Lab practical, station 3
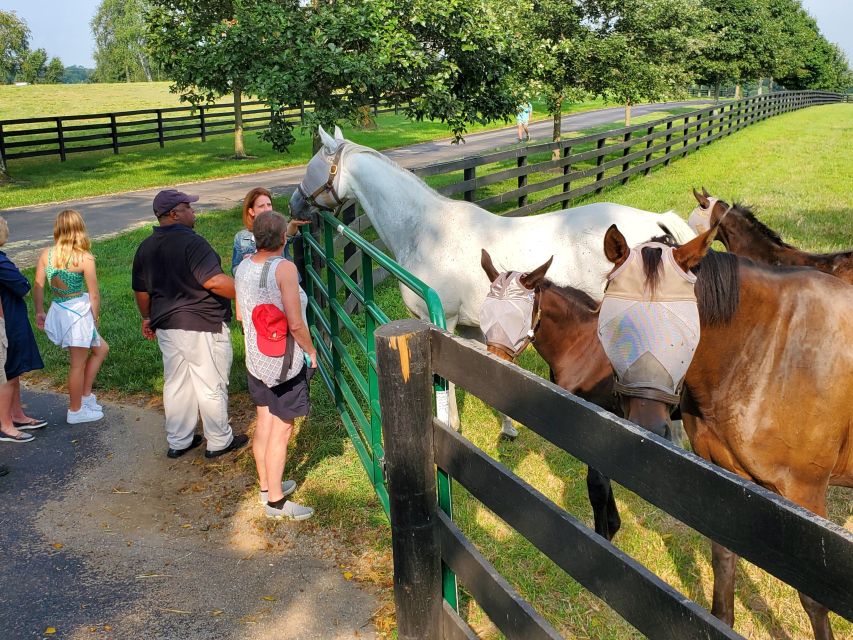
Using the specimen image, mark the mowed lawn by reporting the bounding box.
[0,81,616,210]
[21,103,853,639]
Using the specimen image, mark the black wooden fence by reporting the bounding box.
[0,98,403,162]
[375,319,853,640]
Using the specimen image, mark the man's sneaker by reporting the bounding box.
[265,500,314,521]
[259,480,297,505]
[82,394,103,411]
[204,433,249,459]
[67,406,104,424]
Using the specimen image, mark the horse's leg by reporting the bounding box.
[456,324,517,439]
[586,467,621,540]
[782,486,835,640]
[710,541,738,627]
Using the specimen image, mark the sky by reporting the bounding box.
[2,0,852,69]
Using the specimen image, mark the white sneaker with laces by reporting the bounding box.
[82,394,103,411]
[67,406,104,424]
[259,480,297,505]
[265,500,314,521]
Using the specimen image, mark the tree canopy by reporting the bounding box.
[92,0,160,82]
[0,10,31,83]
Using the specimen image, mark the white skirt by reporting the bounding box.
[44,293,102,349]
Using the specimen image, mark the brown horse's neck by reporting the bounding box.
[534,282,616,412]
[719,205,853,281]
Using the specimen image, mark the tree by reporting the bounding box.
[586,0,710,124]
[92,0,159,82]
[0,10,30,83]
[19,47,47,84]
[44,56,64,83]
[253,0,523,152]
[147,0,262,158]
[62,65,94,84]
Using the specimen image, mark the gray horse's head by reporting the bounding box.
[289,125,351,221]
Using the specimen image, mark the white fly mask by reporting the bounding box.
[480,272,537,358]
[688,196,718,234]
[598,242,700,405]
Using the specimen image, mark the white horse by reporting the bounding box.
[290,126,696,436]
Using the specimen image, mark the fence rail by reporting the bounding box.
[375,320,853,640]
[0,98,404,162]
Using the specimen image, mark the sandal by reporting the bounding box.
[0,431,35,443]
[14,418,48,430]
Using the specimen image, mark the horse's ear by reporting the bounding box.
[702,186,710,198]
[520,256,553,288]
[480,249,500,282]
[333,125,345,142]
[693,187,709,208]
[318,125,336,151]
[603,224,629,265]
[674,206,730,271]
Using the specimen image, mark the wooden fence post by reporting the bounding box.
[594,137,606,193]
[663,120,673,165]
[517,153,528,208]
[156,110,164,148]
[463,165,476,202]
[199,106,207,142]
[110,115,119,154]
[561,145,572,209]
[621,131,632,184]
[643,126,654,175]
[56,118,66,162]
[375,319,442,640]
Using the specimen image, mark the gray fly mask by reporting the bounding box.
[480,272,539,359]
[597,242,700,406]
[688,196,718,234]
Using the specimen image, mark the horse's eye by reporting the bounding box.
[700,203,708,210]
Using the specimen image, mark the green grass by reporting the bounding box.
[21,103,853,639]
[0,81,619,210]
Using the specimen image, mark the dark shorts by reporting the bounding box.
[247,365,312,421]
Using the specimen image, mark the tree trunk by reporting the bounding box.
[233,84,247,159]
[713,81,721,102]
[625,102,632,127]
[768,77,774,93]
[735,84,742,99]
[551,95,562,160]
[139,53,152,82]
[756,78,763,96]
[0,152,9,185]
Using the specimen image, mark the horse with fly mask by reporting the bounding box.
[598,215,853,640]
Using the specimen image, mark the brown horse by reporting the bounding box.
[599,223,853,640]
[480,249,623,540]
[689,187,853,284]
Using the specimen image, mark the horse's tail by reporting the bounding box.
[658,211,697,245]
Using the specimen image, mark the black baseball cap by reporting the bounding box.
[153,189,199,216]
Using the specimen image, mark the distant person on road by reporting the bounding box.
[34,210,109,425]
[517,101,533,143]
[234,211,317,521]
[132,189,247,460]
[231,187,309,276]
[0,217,45,443]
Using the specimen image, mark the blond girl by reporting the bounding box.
[34,210,109,424]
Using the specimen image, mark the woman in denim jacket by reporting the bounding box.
[231,187,309,275]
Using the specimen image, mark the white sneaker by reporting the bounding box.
[82,394,103,411]
[259,480,297,505]
[265,500,314,521]
[67,406,104,424]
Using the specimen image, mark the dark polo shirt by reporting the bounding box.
[132,224,232,332]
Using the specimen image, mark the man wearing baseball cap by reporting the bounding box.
[131,189,248,459]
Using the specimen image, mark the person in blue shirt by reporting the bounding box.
[517,101,533,143]
[231,187,309,276]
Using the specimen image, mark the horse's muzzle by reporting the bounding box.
[288,189,315,222]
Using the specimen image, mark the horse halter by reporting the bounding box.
[688,196,719,234]
[480,271,542,360]
[295,143,348,212]
[598,242,700,408]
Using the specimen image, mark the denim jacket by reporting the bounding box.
[231,229,296,277]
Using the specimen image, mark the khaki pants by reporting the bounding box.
[157,324,233,451]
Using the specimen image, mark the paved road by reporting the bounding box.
[0,388,378,640]
[1,101,706,267]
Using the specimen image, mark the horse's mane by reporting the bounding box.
[637,248,741,326]
[538,279,600,314]
[730,202,794,249]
